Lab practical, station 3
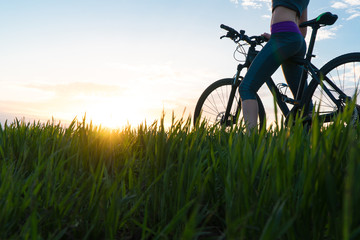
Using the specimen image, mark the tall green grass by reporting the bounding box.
[0,109,360,239]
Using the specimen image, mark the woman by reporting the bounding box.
[239,0,310,131]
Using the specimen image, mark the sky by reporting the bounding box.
[1,0,360,128]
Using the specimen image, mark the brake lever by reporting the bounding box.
[250,36,268,44]
[220,32,238,41]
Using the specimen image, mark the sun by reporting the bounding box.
[83,95,146,129]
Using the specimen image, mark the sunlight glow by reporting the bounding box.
[81,95,146,129]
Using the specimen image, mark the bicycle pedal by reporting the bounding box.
[281,96,299,105]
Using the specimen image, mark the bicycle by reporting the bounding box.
[193,12,360,129]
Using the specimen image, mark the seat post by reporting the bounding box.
[295,25,319,102]
[305,25,320,62]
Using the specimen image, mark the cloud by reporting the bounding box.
[236,0,360,21]
[331,0,360,20]
[317,29,336,40]
[242,0,262,9]
[344,0,360,5]
[0,81,130,126]
[347,12,360,19]
[314,26,341,41]
[332,2,348,8]
[231,0,271,9]
[0,81,125,116]
[25,82,124,98]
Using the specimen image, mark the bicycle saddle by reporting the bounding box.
[299,12,338,28]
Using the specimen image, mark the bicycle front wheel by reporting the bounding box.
[193,78,265,128]
[304,52,360,123]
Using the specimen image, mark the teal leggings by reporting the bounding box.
[239,32,306,101]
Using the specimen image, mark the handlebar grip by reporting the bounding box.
[220,24,237,34]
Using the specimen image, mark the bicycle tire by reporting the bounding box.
[193,78,266,129]
[303,52,360,124]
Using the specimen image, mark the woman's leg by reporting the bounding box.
[239,32,305,129]
[281,41,306,100]
[242,99,259,129]
[281,41,313,112]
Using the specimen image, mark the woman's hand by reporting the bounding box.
[261,32,271,40]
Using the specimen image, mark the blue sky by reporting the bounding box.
[0,0,359,128]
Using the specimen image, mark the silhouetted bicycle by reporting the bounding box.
[194,12,360,128]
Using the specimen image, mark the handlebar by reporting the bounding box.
[220,24,237,34]
[220,24,267,46]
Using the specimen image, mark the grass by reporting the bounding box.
[0,108,360,240]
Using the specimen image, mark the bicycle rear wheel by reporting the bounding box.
[304,52,360,123]
[193,78,265,129]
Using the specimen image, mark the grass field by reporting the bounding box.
[1,108,360,239]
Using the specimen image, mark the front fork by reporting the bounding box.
[221,65,244,126]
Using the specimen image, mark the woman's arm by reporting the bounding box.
[299,8,308,38]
